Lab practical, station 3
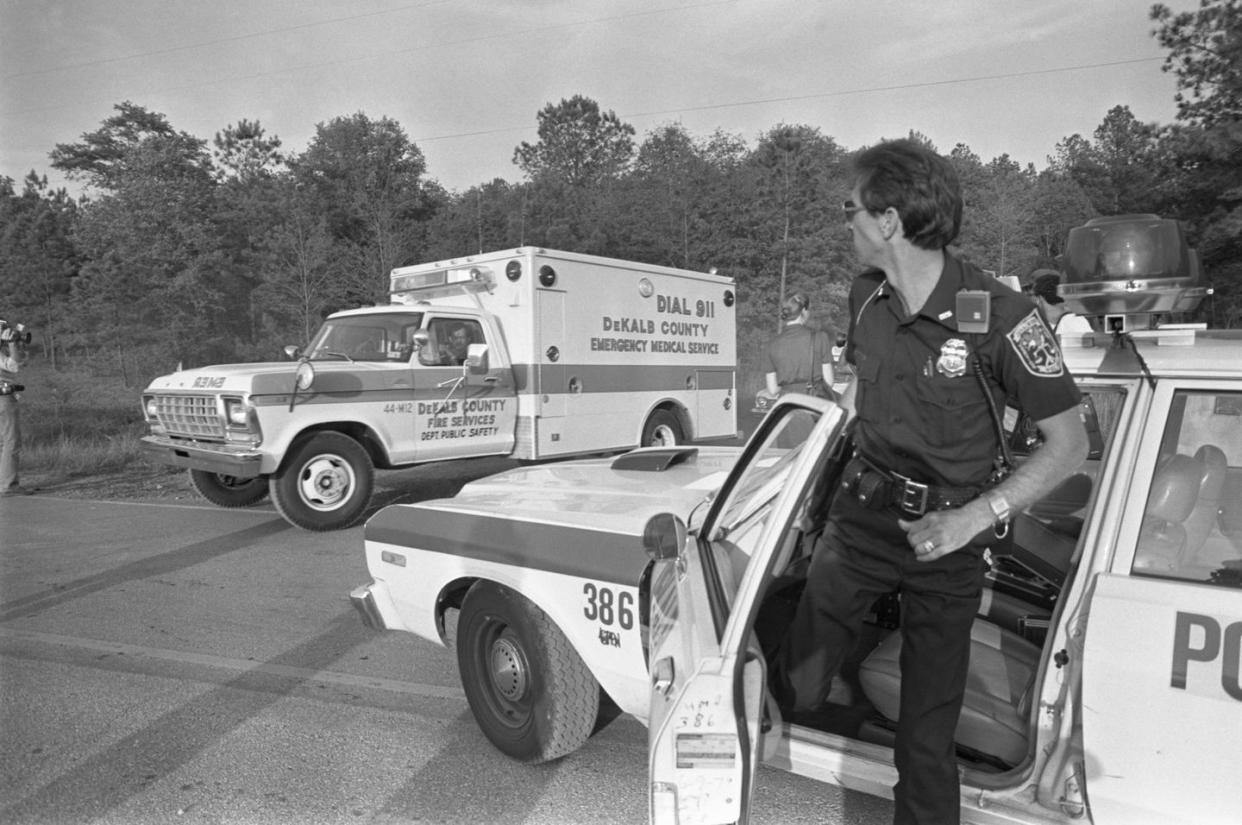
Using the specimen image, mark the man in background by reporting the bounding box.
[1031,270,1094,337]
[0,320,30,496]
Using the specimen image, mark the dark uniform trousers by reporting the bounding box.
[778,490,986,825]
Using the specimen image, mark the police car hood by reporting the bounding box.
[367,445,741,543]
[145,360,402,394]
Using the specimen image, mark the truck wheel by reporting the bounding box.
[457,583,599,764]
[188,470,269,507]
[269,432,374,531]
[641,409,683,447]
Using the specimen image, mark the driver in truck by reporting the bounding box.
[774,139,1089,825]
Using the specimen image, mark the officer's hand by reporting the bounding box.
[898,500,991,563]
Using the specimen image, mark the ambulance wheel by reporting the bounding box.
[457,582,599,764]
[188,470,269,507]
[641,409,683,447]
[269,432,374,531]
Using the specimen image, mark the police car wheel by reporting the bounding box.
[187,470,269,507]
[457,582,599,764]
[641,410,683,447]
[269,432,374,531]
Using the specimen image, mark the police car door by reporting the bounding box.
[647,398,847,825]
[1081,383,1242,824]
[412,315,517,462]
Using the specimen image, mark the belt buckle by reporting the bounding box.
[892,472,929,516]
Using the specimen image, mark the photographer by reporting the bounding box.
[0,319,30,497]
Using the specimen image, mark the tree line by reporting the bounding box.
[1,2,1238,390]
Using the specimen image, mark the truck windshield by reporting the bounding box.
[304,313,424,362]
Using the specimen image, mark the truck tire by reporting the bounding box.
[188,470,269,507]
[457,582,599,764]
[641,409,683,447]
[269,432,374,531]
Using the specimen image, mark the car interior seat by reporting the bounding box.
[857,620,1041,766]
[1180,445,1228,565]
[1132,453,1201,573]
[1218,472,1242,552]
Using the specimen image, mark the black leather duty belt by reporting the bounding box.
[842,453,981,518]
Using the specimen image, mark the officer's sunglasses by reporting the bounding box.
[842,199,866,222]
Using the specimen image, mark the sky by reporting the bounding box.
[0,0,1196,197]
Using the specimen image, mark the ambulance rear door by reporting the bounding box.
[1080,381,1242,825]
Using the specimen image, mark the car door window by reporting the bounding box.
[1132,390,1242,587]
[703,408,824,610]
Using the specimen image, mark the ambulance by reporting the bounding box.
[140,248,737,530]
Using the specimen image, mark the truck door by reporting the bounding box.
[647,399,847,824]
[1081,384,1242,825]
[411,315,517,462]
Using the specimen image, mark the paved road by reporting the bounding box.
[0,483,891,824]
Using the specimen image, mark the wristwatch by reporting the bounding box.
[986,492,1012,537]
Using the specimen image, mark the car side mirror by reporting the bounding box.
[284,344,301,360]
[643,513,687,561]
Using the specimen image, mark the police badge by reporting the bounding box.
[936,338,969,378]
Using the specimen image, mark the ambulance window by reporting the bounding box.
[420,318,485,367]
[1132,391,1242,589]
[306,313,420,362]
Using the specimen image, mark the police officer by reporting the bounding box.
[761,292,835,399]
[0,320,29,496]
[776,140,1088,825]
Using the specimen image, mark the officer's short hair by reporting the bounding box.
[854,139,962,251]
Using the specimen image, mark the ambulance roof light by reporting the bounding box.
[389,264,496,298]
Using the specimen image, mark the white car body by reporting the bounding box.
[352,328,1242,825]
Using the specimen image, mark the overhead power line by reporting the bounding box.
[414,56,1165,143]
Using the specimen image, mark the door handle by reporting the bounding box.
[652,656,675,696]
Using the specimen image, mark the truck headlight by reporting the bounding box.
[143,396,159,420]
[223,397,251,428]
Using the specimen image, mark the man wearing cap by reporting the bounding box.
[1030,270,1094,337]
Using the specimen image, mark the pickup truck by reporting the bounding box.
[351,327,1242,825]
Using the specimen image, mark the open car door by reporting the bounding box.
[646,397,848,824]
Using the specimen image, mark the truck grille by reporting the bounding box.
[152,395,224,439]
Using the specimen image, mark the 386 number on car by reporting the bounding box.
[583,582,634,630]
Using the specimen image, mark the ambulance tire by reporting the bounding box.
[457,582,599,764]
[269,432,374,531]
[641,409,683,447]
[188,470,269,507]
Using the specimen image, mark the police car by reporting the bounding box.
[351,325,1242,825]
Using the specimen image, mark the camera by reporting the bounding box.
[0,319,31,346]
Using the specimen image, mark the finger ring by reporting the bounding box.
[920,540,934,553]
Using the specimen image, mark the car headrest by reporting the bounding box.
[1194,444,1228,490]
[1146,454,1200,524]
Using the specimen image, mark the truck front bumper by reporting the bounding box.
[140,435,264,477]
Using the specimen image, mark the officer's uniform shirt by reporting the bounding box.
[846,255,1082,489]
[762,324,831,390]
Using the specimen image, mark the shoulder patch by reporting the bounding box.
[1006,310,1064,377]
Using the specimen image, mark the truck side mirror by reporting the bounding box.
[411,330,439,366]
[284,344,301,360]
[464,343,489,374]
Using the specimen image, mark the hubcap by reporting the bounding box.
[488,635,528,702]
[296,454,354,510]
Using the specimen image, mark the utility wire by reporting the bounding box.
[414,56,1165,143]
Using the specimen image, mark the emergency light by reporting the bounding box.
[389,264,496,300]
